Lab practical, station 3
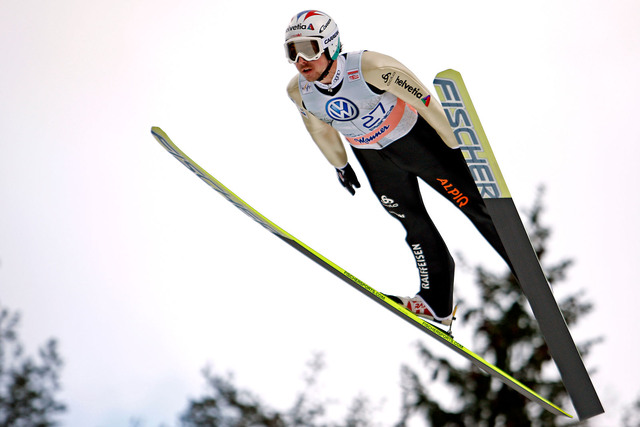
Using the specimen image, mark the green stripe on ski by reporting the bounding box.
[433,69,511,199]
[150,126,571,419]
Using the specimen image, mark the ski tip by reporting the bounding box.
[151,126,169,141]
[435,69,462,80]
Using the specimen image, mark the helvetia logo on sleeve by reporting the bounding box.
[394,76,425,101]
[382,72,430,106]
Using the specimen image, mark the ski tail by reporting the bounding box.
[150,126,571,419]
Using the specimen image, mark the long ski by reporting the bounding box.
[433,70,603,420]
[150,126,571,418]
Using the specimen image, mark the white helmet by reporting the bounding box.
[284,10,341,63]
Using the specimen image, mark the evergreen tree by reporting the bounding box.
[0,303,66,426]
[397,187,600,426]
[622,392,640,427]
[180,353,377,427]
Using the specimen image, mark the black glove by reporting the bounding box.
[336,163,361,196]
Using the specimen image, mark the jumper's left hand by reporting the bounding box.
[336,163,361,196]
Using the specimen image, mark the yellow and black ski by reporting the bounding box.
[150,126,571,418]
[433,70,603,420]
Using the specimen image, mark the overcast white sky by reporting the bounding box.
[1,0,639,425]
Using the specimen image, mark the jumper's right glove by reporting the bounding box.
[336,163,361,196]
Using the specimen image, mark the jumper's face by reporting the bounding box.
[295,54,330,82]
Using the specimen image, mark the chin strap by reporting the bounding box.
[317,53,335,82]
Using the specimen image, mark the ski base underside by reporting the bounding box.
[486,198,603,419]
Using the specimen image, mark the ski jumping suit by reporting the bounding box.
[287,51,510,317]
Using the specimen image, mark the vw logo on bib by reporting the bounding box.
[326,97,359,121]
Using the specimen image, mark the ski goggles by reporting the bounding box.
[285,37,324,63]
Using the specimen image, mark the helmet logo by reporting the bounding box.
[285,23,315,32]
[287,23,307,32]
[323,30,339,46]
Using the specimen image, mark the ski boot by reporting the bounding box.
[386,294,458,333]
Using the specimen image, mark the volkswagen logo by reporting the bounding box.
[326,98,359,121]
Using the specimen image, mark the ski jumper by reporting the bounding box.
[287,51,510,317]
